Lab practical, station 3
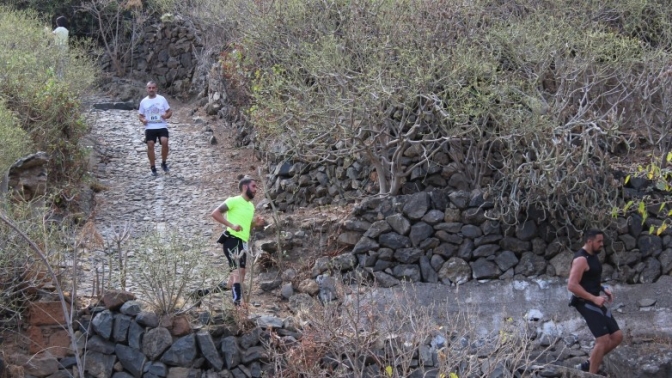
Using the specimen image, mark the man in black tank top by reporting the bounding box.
[568,229,622,374]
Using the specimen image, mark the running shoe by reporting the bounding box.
[575,360,590,372]
[190,282,229,299]
[161,162,169,173]
[214,282,230,292]
[191,288,210,299]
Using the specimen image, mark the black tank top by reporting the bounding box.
[573,248,602,296]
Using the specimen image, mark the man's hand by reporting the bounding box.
[592,295,606,307]
[603,286,613,304]
[139,116,148,125]
[231,224,243,232]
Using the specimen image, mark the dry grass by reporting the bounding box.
[266,279,555,378]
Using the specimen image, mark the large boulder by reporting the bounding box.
[161,334,197,366]
[514,252,547,276]
[471,258,501,280]
[115,344,146,378]
[142,327,173,360]
[606,344,672,378]
[84,352,116,378]
[9,353,58,377]
[4,152,49,200]
[402,192,430,220]
[438,257,471,285]
[549,251,574,277]
[372,271,401,288]
[409,222,434,247]
[92,310,114,340]
[220,336,241,370]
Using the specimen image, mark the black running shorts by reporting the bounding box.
[145,128,169,144]
[221,232,247,269]
[574,301,620,338]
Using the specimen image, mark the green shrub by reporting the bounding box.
[0,103,29,175]
[0,7,97,193]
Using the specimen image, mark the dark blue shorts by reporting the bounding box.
[145,128,169,144]
[220,231,247,269]
[574,301,620,337]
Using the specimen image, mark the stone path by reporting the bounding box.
[77,96,254,302]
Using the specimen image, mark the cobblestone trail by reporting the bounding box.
[79,100,246,297]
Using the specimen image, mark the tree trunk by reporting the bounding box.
[389,174,403,196]
[367,152,389,195]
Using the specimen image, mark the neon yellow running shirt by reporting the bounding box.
[223,195,254,242]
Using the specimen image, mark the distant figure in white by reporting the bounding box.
[52,16,69,49]
[51,16,69,77]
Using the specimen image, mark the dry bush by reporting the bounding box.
[0,196,87,377]
[268,280,551,378]
[79,0,148,77]
[172,0,672,233]
[125,227,223,314]
[0,197,80,324]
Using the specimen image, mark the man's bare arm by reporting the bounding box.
[211,203,242,232]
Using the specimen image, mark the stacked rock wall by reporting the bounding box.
[18,293,294,378]
[15,293,588,378]
[101,18,204,95]
[325,189,672,287]
[264,150,477,212]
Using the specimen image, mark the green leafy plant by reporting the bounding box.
[612,152,672,236]
[0,103,30,175]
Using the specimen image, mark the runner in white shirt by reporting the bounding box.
[138,81,173,176]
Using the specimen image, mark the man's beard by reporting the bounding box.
[246,188,255,200]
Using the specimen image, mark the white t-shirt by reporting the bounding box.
[53,27,69,48]
[138,95,171,130]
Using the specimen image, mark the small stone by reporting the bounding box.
[259,279,282,292]
[280,283,294,300]
[297,279,319,296]
[638,298,656,307]
[171,315,191,336]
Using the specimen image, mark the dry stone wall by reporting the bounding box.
[101,18,204,96]
[15,292,597,378]
[18,292,287,378]
[320,189,672,287]
[264,150,476,212]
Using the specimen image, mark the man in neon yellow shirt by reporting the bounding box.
[211,176,264,306]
